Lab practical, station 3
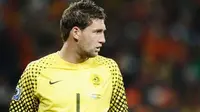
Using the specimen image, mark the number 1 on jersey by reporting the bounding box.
[76,93,80,112]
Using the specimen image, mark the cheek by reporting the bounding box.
[81,34,97,49]
[79,38,92,50]
[85,36,96,46]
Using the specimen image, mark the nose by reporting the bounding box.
[99,35,106,44]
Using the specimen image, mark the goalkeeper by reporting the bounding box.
[9,0,128,111]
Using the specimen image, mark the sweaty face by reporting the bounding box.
[78,19,106,57]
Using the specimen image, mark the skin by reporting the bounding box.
[59,19,106,64]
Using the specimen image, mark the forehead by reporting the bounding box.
[85,19,106,30]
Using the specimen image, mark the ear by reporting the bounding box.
[71,26,81,40]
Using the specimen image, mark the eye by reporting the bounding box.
[95,29,103,33]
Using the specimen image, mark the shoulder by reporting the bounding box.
[24,52,57,73]
[93,55,119,69]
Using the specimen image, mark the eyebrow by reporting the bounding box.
[94,28,106,32]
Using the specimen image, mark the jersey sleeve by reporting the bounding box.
[9,62,39,112]
[108,59,128,112]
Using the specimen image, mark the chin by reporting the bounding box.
[87,52,98,58]
[89,53,98,57]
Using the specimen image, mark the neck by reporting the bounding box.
[59,41,88,64]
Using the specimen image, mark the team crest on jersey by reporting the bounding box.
[90,74,102,86]
[12,87,21,101]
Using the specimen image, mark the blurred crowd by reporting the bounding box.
[1,0,200,112]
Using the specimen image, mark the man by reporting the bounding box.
[9,0,128,111]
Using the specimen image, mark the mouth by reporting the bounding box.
[95,47,101,52]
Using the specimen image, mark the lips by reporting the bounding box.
[96,47,100,51]
[97,45,102,48]
[96,45,101,49]
[96,46,101,52]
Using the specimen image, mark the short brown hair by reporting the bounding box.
[60,0,106,42]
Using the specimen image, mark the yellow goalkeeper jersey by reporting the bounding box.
[9,52,128,112]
